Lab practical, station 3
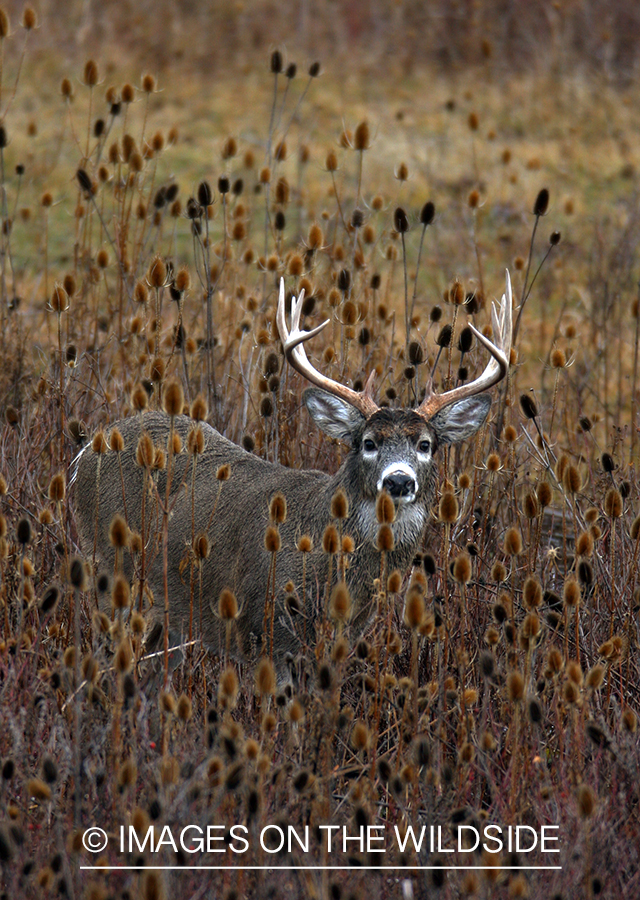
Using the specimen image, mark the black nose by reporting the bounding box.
[382,473,416,498]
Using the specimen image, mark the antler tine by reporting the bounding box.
[417,270,512,419]
[276,279,379,417]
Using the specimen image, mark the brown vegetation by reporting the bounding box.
[0,4,638,899]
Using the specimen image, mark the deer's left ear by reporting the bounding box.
[429,394,491,446]
[304,388,367,447]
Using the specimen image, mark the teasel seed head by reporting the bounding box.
[69,556,88,591]
[41,756,58,785]
[480,650,496,679]
[255,658,276,695]
[297,534,312,553]
[132,280,149,308]
[109,514,128,549]
[219,667,239,706]
[393,207,409,233]
[578,415,592,433]
[533,188,549,216]
[112,576,130,610]
[330,582,352,623]
[387,570,402,593]
[528,697,543,725]
[604,487,623,518]
[159,691,176,714]
[601,451,615,473]
[439,491,458,524]
[40,586,59,614]
[176,694,192,722]
[507,670,524,702]
[218,589,238,621]
[519,392,538,419]
[264,525,281,553]
[376,524,394,552]
[60,76,74,100]
[563,464,581,494]
[320,523,338,555]
[435,323,452,348]
[622,708,637,733]
[452,552,472,584]
[115,638,132,673]
[351,720,370,751]
[585,506,599,525]
[91,430,108,454]
[546,647,563,673]
[148,355,165,385]
[135,432,154,468]
[354,120,370,151]
[521,491,538,519]
[107,427,124,453]
[586,664,605,691]
[520,612,541,644]
[563,578,580,608]
[187,425,205,455]
[147,256,166,288]
[190,394,207,421]
[491,561,507,583]
[270,50,283,74]
[140,72,156,93]
[536,480,552,508]
[576,530,594,556]
[83,59,99,87]
[503,527,523,556]
[48,473,65,504]
[577,784,596,819]
[331,488,349,520]
[523,576,542,609]
[404,587,425,630]
[577,559,593,585]
[420,200,435,225]
[49,283,69,313]
[27,778,51,802]
[269,493,287,524]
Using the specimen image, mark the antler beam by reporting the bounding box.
[276,279,379,417]
[416,270,513,419]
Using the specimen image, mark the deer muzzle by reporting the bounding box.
[378,463,418,503]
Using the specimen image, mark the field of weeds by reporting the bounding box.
[0,2,639,898]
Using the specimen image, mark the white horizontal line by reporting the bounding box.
[80,865,563,871]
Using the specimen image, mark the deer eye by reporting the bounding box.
[418,439,431,454]
[363,438,377,453]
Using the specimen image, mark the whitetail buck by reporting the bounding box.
[72,274,512,677]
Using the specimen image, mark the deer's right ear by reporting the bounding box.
[304,388,366,446]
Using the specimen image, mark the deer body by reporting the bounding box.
[72,275,512,676]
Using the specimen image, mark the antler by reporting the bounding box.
[416,270,513,419]
[276,278,379,417]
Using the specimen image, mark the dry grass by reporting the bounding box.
[0,5,638,899]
